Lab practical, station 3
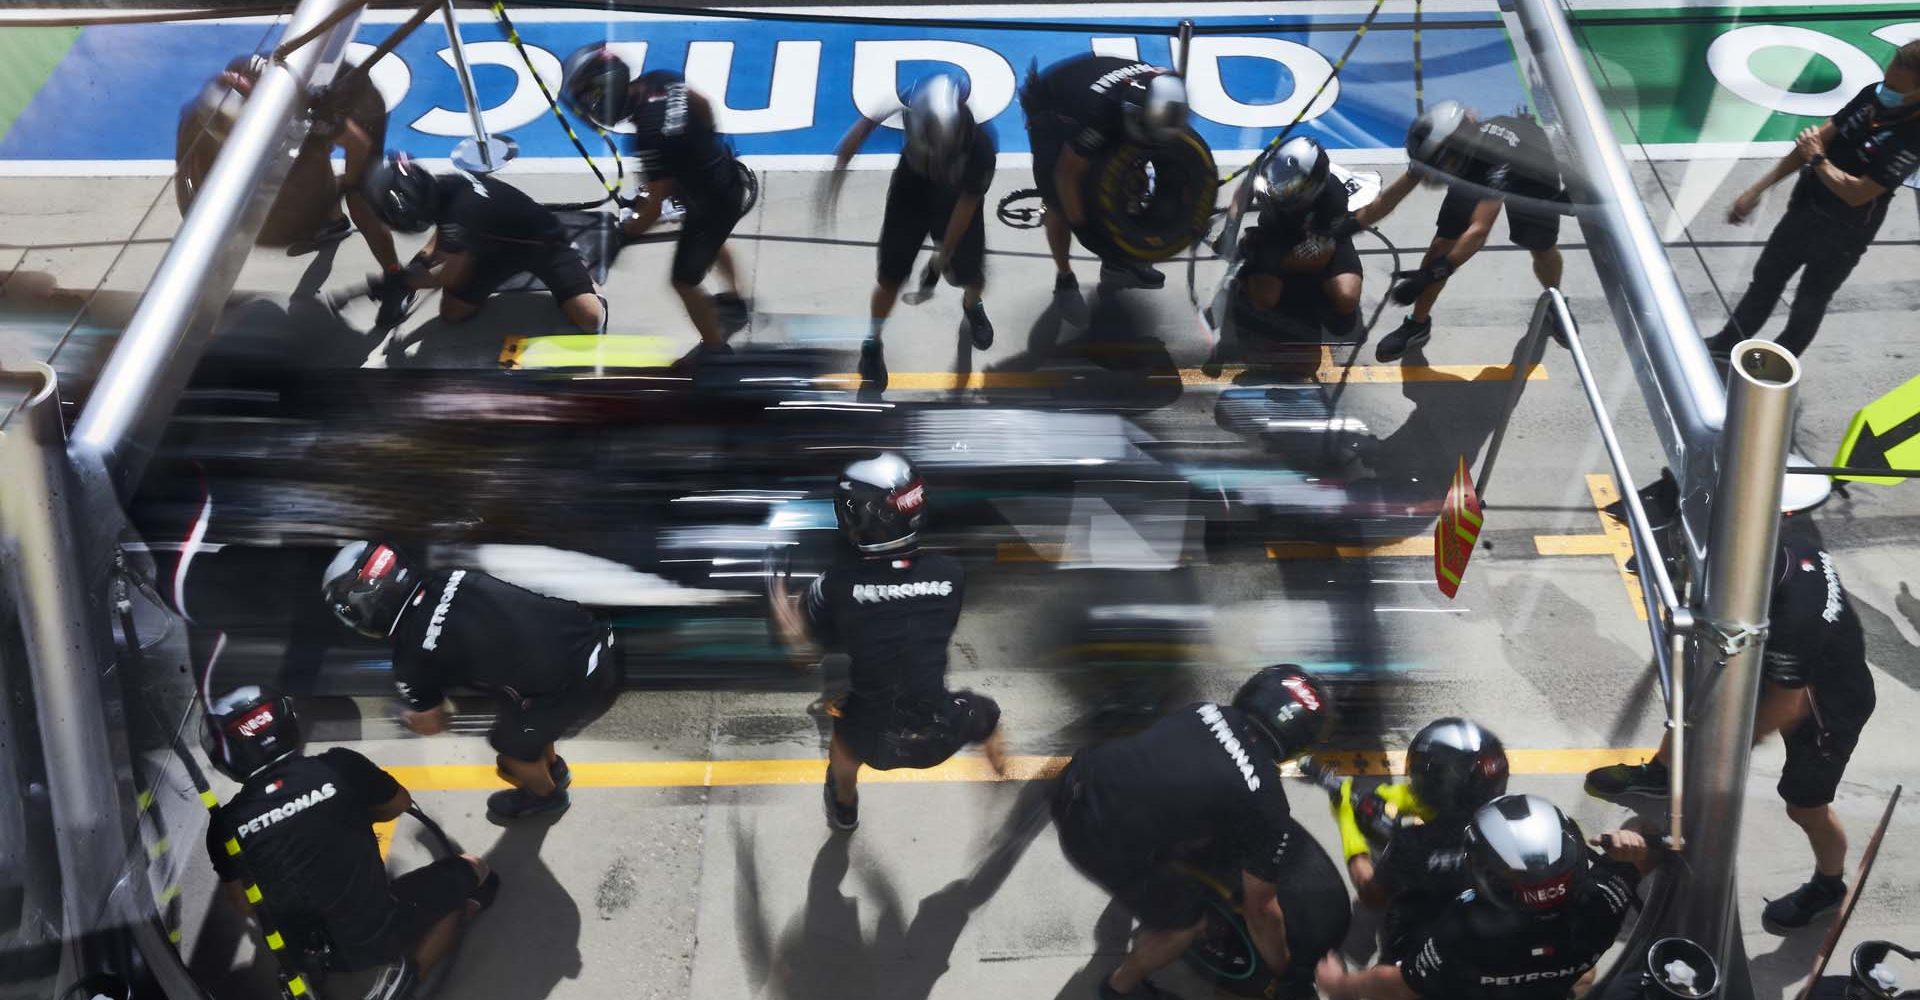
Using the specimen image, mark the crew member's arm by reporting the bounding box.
[1240,871,1292,973]
[823,113,885,216]
[1317,955,1421,1000]
[1442,197,1502,270]
[1728,124,1826,222]
[1797,125,1893,208]
[393,648,453,735]
[1055,146,1093,225]
[328,747,413,822]
[933,194,983,270]
[1354,170,1419,228]
[768,570,834,669]
[623,176,673,236]
[1592,825,1662,875]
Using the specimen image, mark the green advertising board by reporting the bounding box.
[1572,5,1920,146]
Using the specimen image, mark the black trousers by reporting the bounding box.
[1711,201,1874,357]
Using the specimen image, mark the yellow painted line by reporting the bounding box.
[996,541,1068,563]
[385,747,1651,793]
[821,359,1547,392]
[373,819,396,861]
[1584,475,1648,622]
[1533,534,1615,556]
[1267,536,1432,560]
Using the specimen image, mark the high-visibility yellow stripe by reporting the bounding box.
[200,789,219,808]
[244,884,263,905]
[1438,563,1461,586]
[1266,536,1432,560]
[287,975,309,996]
[264,931,284,952]
[384,747,1651,792]
[137,790,155,812]
[821,361,1547,391]
[1534,534,1614,556]
[225,837,241,857]
[158,884,181,904]
[1584,474,1649,622]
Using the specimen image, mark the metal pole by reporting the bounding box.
[68,0,360,502]
[1175,19,1195,77]
[442,1,514,174]
[1675,339,1799,985]
[1504,0,1726,577]
[1473,290,1555,500]
[0,365,124,945]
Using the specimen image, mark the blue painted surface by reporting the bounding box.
[0,14,1525,161]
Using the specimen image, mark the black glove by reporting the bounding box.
[1389,259,1456,305]
[1326,213,1363,240]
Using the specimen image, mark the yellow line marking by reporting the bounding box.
[821,358,1547,392]
[373,819,396,862]
[1533,534,1615,556]
[1267,536,1433,560]
[386,747,1650,793]
[1584,474,1648,621]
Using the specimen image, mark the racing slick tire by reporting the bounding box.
[1075,127,1219,263]
[1178,819,1350,1000]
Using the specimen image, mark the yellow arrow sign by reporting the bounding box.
[1834,373,1920,485]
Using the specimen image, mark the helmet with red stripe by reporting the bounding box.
[322,541,420,638]
[833,453,927,557]
[203,686,303,781]
[1466,793,1586,915]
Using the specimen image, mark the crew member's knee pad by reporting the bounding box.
[1326,308,1359,337]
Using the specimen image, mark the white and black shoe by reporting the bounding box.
[1375,315,1432,362]
[823,773,858,832]
[964,302,994,351]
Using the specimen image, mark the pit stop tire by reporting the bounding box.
[1075,128,1219,263]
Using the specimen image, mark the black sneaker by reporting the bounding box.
[288,216,353,257]
[965,302,994,351]
[1375,315,1432,362]
[1762,875,1846,932]
[1100,259,1166,290]
[1054,272,1087,324]
[1097,976,1182,999]
[823,773,858,832]
[1054,272,1080,295]
[365,958,419,1000]
[550,756,572,792]
[859,337,888,394]
[671,340,734,371]
[1584,760,1671,799]
[373,279,415,330]
[486,787,571,821]
[713,292,750,335]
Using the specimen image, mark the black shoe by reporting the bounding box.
[486,787,571,821]
[365,959,420,1000]
[1055,272,1080,295]
[1100,259,1166,290]
[550,756,571,792]
[1098,976,1182,1000]
[373,279,415,330]
[1584,760,1671,799]
[1375,316,1432,362]
[470,871,502,911]
[823,773,858,832]
[1054,272,1087,324]
[713,292,750,335]
[1762,875,1846,932]
[671,340,734,371]
[859,337,888,394]
[1604,469,1679,524]
[965,302,994,351]
[288,216,353,257]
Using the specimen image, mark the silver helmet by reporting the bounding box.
[1123,72,1189,146]
[1464,793,1586,915]
[902,72,975,183]
[1406,100,1472,170]
[1260,136,1330,209]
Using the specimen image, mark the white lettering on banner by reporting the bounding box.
[1196,703,1261,791]
[345,41,412,112]
[411,42,564,137]
[1091,37,1141,62]
[850,580,954,603]
[1186,36,1338,129]
[851,40,1016,130]
[422,570,466,652]
[1706,26,1881,118]
[687,40,823,134]
[237,783,337,838]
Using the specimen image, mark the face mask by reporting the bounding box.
[1874,83,1909,109]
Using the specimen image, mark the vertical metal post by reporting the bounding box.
[0,366,124,943]
[1175,20,1195,77]
[442,1,515,174]
[1674,339,1799,982]
[1473,290,1556,500]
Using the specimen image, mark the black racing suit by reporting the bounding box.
[1054,703,1352,990]
[391,569,615,761]
[1434,114,1566,251]
[1763,540,1875,808]
[1372,819,1474,961]
[625,70,748,287]
[1399,859,1641,1000]
[430,172,595,305]
[1713,85,1920,356]
[802,550,1000,769]
[1021,55,1167,206]
[204,749,480,971]
[878,120,998,289]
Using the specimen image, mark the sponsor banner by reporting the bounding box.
[0,6,1526,165]
[1573,5,1920,143]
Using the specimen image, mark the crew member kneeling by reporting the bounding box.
[360,151,606,335]
[323,542,618,821]
[1022,55,1192,301]
[768,453,1008,832]
[1316,795,1657,1000]
[1054,666,1346,1000]
[1239,137,1382,338]
[202,687,496,999]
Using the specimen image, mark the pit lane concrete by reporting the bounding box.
[5,151,1919,999]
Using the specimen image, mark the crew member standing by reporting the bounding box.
[1709,41,1920,361]
[767,453,1008,832]
[827,71,998,394]
[1585,532,1876,930]
[1316,795,1659,1000]
[1357,101,1567,363]
[1052,666,1346,1000]
[360,151,607,335]
[322,542,618,821]
[563,47,751,364]
[1022,54,1192,303]
[202,687,497,999]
